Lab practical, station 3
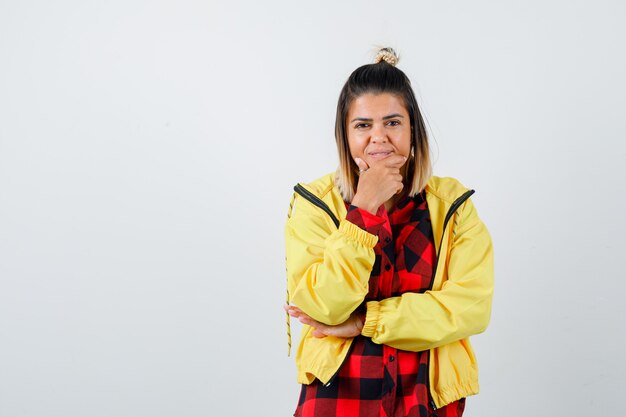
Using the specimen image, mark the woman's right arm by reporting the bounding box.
[285,194,378,325]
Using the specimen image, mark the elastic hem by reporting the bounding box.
[361,301,380,337]
[432,377,480,408]
[338,219,378,247]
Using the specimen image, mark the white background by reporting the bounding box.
[1,1,625,416]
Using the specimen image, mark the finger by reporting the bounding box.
[354,157,370,173]
[298,315,322,328]
[288,305,302,314]
[311,329,327,338]
[286,307,305,319]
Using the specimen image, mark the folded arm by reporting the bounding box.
[361,198,494,351]
[285,195,378,325]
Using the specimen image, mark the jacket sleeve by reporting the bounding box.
[361,198,494,351]
[285,194,378,325]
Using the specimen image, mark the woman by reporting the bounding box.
[284,48,494,417]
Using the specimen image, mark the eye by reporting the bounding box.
[386,120,401,127]
[354,123,370,129]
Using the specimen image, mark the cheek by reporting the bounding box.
[347,135,365,157]
[402,139,412,154]
[401,129,412,153]
[392,136,411,155]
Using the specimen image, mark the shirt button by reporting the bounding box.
[385,264,391,271]
[389,355,395,362]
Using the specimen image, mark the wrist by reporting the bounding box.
[351,195,378,215]
[353,313,365,334]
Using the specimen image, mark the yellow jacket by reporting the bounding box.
[285,173,494,408]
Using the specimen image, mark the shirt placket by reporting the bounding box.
[378,210,398,415]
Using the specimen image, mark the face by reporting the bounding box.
[346,93,411,170]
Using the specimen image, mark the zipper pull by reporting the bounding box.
[430,399,439,417]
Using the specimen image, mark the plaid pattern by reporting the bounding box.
[295,192,464,417]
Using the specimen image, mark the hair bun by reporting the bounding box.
[374,47,399,66]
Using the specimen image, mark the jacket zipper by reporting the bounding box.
[430,189,475,284]
[426,188,475,415]
[293,184,341,228]
[293,183,347,386]
[324,337,356,387]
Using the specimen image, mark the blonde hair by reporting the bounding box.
[334,47,432,202]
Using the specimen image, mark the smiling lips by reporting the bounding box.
[367,150,394,160]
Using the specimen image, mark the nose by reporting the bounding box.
[371,124,388,143]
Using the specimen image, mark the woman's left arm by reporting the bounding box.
[361,198,494,351]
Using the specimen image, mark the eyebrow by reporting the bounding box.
[349,113,405,123]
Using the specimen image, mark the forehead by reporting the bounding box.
[348,93,408,118]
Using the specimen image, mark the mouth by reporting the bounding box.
[367,150,393,160]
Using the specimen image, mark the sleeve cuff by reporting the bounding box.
[338,219,379,248]
[361,301,380,337]
[346,205,386,236]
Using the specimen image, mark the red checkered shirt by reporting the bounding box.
[295,191,465,417]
